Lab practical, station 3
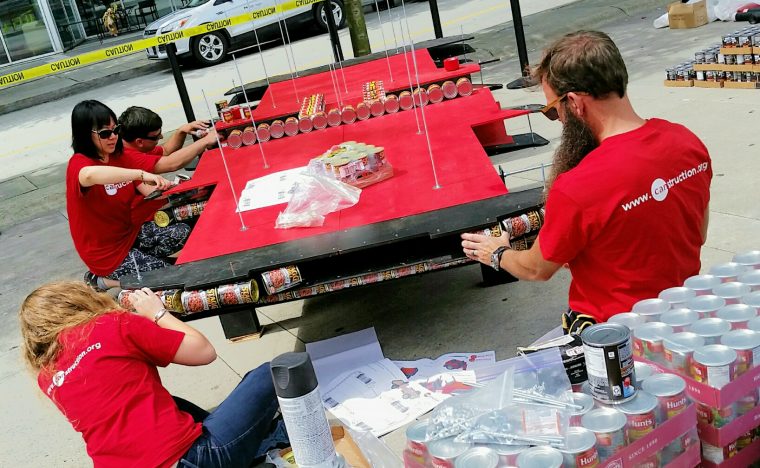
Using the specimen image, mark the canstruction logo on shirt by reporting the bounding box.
[46,342,102,395]
[620,161,709,212]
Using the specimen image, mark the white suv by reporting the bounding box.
[143,0,374,66]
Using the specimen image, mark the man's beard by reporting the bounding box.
[546,103,599,192]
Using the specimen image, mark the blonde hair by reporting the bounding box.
[19,281,122,372]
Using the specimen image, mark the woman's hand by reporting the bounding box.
[181,120,210,134]
[460,233,511,266]
[129,288,165,320]
[140,172,173,191]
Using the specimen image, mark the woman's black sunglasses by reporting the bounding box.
[92,125,121,139]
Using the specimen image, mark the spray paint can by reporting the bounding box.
[270,353,345,468]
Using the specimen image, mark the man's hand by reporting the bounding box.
[180,120,210,134]
[201,127,218,147]
[129,288,164,320]
[140,172,173,190]
[460,232,511,266]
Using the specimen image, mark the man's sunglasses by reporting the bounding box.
[141,130,163,141]
[540,94,568,121]
[92,125,121,139]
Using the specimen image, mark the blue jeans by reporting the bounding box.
[178,363,288,468]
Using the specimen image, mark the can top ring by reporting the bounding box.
[427,438,471,459]
[714,282,752,299]
[687,295,726,313]
[641,373,686,397]
[634,322,673,342]
[659,287,696,304]
[743,291,760,308]
[661,308,699,327]
[693,344,737,367]
[558,427,596,454]
[581,407,627,433]
[733,250,760,266]
[607,313,645,330]
[454,447,499,468]
[716,304,756,323]
[580,323,630,346]
[663,332,705,353]
[721,329,760,350]
[632,298,670,316]
[515,446,563,468]
[691,318,732,337]
[684,274,722,291]
[616,391,659,415]
[738,270,760,286]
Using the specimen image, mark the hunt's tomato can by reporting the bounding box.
[642,373,687,423]
[617,391,658,441]
[558,427,599,468]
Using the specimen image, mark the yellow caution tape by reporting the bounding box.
[0,0,324,89]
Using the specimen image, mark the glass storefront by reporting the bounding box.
[48,0,85,50]
[0,0,56,61]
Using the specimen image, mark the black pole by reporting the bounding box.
[506,0,532,89]
[429,0,443,39]
[166,42,196,122]
[324,0,345,62]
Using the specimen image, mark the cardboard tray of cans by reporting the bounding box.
[697,401,760,447]
[700,436,760,468]
[664,80,694,87]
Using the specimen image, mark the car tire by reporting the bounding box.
[192,31,228,66]
[314,0,346,32]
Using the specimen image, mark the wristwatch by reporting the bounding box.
[490,246,510,271]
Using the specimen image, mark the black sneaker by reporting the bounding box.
[83,271,107,292]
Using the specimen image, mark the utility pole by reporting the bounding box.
[344,0,371,56]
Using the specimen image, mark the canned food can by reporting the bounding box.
[118,289,135,309]
[154,210,171,227]
[567,391,595,426]
[734,250,760,270]
[721,329,760,375]
[456,77,473,97]
[692,344,737,388]
[744,291,760,312]
[737,431,754,450]
[581,323,637,404]
[215,100,229,113]
[181,289,221,313]
[558,426,599,468]
[633,322,673,363]
[312,111,328,129]
[216,280,259,306]
[723,34,737,47]
[717,304,756,329]
[697,401,736,428]
[736,392,757,416]
[428,84,444,103]
[714,282,752,305]
[222,109,234,123]
[632,298,670,322]
[617,391,658,441]
[642,373,687,423]
[442,80,458,99]
[691,317,731,345]
[284,117,299,136]
[659,287,696,308]
[454,447,498,468]
[399,90,414,110]
[241,106,251,120]
[270,120,285,138]
[261,265,302,295]
[298,116,313,133]
[660,308,699,332]
[516,446,564,468]
[327,108,342,127]
[738,270,760,292]
[694,51,705,63]
[725,54,737,65]
[710,262,750,283]
[695,70,706,81]
[413,88,429,107]
[634,362,654,389]
[256,123,271,142]
[341,105,357,124]
[405,420,429,463]
[157,289,182,312]
[428,438,470,468]
[665,68,676,81]
[687,295,726,319]
[227,129,243,149]
[581,408,627,460]
[702,441,737,464]
[482,444,527,467]
[748,315,760,332]
[607,312,645,331]
[663,332,704,375]
[383,95,400,114]
[229,105,243,120]
[369,100,385,117]
[356,102,371,120]
[241,126,257,146]
[737,54,746,65]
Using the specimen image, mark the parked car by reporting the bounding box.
[143,0,376,66]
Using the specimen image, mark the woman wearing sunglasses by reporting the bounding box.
[67,100,192,291]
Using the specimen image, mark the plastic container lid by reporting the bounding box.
[710,262,750,279]
[687,295,726,314]
[581,323,630,347]
[691,318,732,338]
[516,446,564,468]
[617,391,659,415]
[743,291,760,309]
[659,287,697,305]
[733,250,760,268]
[608,313,645,330]
[642,373,686,397]
[632,298,670,317]
[635,322,673,342]
[738,270,760,288]
[663,332,705,353]
[716,304,756,323]
[581,408,627,433]
[406,420,428,443]
[684,274,722,292]
[714,282,752,300]
[455,447,499,468]
[693,344,737,367]
[558,427,597,454]
[661,308,699,328]
[721,329,760,351]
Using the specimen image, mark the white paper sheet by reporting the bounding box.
[306,328,385,387]
[237,167,306,212]
[320,359,446,437]
[393,351,496,395]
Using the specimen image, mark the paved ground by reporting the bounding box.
[3,0,760,466]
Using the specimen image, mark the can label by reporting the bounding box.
[592,429,626,460]
[697,402,735,428]
[407,439,427,459]
[664,348,691,374]
[217,282,257,306]
[737,394,757,416]
[583,338,636,403]
[118,290,134,309]
[262,265,302,295]
[658,393,688,422]
[692,361,734,388]
[626,411,656,441]
[633,337,644,358]
[430,457,454,468]
[181,289,220,313]
[737,431,754,450]
[574,447,600,468]
[735,347,760,376]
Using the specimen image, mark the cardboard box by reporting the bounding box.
[276,426,370,468]
[698,403,760,447]
[720,46,754,55]
[724,81,760,89]
[668,0,709,29]
[695,80,724,88]
[701,437,760,467]
[664,79,694,87]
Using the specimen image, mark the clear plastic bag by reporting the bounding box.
[348,428,403,468]
[275,175,361,229]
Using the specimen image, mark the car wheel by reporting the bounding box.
[192,31,227,66]
[314,0,346,32]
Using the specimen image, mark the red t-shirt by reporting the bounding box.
[66,147,163,276]
[539,118,712,321]
[38,312,200,468]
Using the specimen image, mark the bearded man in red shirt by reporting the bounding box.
[461,31,711,333]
